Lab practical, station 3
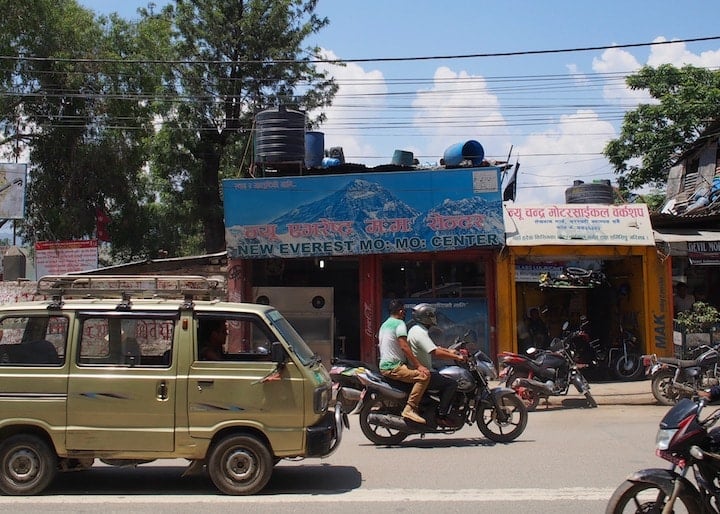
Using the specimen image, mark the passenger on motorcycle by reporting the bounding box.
[408,303,467,427]
[378,299,430,424]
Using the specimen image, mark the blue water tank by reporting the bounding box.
[255,106,306,164]
[443,140,485,167]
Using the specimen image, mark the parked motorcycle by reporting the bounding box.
[647,345,720,406]
[329,357,373,414]
[498,321,598,411]
[606,397,720,513]
[355,337,527,445]
[608,326,644,381]
[587,324,644,381]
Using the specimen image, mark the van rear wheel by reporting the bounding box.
[0,434,57,495]
[207,434,273,495]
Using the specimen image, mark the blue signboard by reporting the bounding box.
[223,167,504,259]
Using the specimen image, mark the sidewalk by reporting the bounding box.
[501,378,657,407]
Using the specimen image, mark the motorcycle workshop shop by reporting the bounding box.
[222,121,506,365]
[495,201,674,379]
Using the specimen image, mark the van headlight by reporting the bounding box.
[314,386,330,413]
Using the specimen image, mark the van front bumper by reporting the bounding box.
[306,403,346,457]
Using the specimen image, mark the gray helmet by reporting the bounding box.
[412,303,437,327]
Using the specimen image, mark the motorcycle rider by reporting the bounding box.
[378,299,430,424]
[407,303,467,427]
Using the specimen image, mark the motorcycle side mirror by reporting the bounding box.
[526,346,537,355]
[562,321,570,331]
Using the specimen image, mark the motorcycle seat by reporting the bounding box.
[656,356,707,367]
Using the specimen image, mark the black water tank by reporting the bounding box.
[565,180,614,204]
[255,106,306,164]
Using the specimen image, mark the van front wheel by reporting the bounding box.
[207,434,273,495]
[0,434,57,495]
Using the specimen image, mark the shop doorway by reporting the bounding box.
[515,257,645,380]
[381,256,490,354]
[251,257,360,361]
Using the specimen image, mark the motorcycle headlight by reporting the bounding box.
[656,428,678,450]
[314,386,330,413]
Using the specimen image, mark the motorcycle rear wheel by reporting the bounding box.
[505,371,541,411]
[358,396,409,446]
[651,369,681,406]
[477,393,528,443]
[606,479,700,513]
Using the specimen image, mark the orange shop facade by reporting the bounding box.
[222,166,505,365]
[495,203,674,359]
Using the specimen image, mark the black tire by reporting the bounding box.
[505,371,541,411]
[358,396,408,446]
[651,369,681,406]
[606,479,701,513]
[207,434,273,495]
[477,392,528,443]
[0,434,57,496]
[612,353,643,381]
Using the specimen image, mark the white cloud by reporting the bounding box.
[592,47,651,105]
[412,66,509,163]
[514,111,618,204]
[647,37,720,68]
[310,49,387,164]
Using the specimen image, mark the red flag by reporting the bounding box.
[96,208,111,242]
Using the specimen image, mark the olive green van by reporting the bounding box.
[0,275,344,496]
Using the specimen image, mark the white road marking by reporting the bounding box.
[0,487,614,503]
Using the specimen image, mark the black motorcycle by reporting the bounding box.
[608,326,644,381]
[648,345,720,406]
[498,321,598,411]
[606,397,720,513]
[355,340,528,445]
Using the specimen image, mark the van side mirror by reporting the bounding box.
[270,341,287,364]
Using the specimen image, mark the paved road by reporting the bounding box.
[0,380,669,514]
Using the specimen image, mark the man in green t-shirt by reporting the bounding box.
[378,299,430,424]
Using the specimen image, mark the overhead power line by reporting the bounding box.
[2,36,719,65]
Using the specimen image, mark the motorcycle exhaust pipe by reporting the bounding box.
[367,412,419,433]
[514,377,553,396]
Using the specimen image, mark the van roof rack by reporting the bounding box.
[37,274,227,301]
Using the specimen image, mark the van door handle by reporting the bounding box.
[157,380,168,400]
[197,380,214,391]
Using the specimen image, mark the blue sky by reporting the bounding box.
[79,1,720,204]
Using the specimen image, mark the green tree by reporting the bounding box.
[604,64,720,194]
[150,0,337,253]
[0,0,174,261]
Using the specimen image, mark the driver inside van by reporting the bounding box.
[199,319,227,360]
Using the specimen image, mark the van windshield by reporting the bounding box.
[266,310,316,366]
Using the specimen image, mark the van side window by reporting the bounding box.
[0,315,67,366]
[78,316,174,367]
[196,314,274,361]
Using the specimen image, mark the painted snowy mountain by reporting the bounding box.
[419,196,504,239]
[270,179,421,236]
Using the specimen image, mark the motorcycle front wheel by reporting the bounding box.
[477,393,528,443]
[651,369,681,406]
[606,479,700,513]
[358,396,409,446]
[612,353,644,381]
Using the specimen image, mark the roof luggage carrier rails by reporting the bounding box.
[37,274,227,302]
